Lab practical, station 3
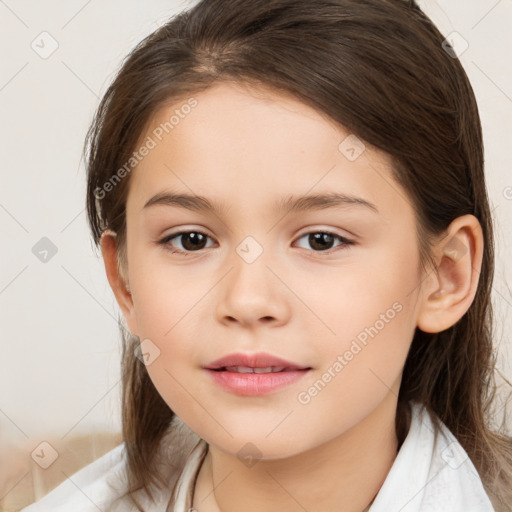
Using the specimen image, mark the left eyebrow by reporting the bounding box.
[276,192,379,214]
[142,191,379,215]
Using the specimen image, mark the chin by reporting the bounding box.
[205,430,312,462]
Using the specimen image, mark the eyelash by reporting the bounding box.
[157,229,355,256]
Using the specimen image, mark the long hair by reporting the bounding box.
[83,0,512,509]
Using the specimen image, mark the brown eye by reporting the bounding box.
[294,231,354,252]
[159,230,214,254]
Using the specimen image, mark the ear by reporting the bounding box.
[416,214,484,334]
[100,230,139,336]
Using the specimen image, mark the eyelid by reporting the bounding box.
[295,225,355,240]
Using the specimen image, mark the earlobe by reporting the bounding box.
[416,215,483,334]
[100,230,138,335]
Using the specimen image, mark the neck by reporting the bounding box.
[193,393,400,512]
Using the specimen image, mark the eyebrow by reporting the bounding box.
[142,191,379,215]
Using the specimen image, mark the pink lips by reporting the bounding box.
[203,352,312,396]
[204,352,310,371]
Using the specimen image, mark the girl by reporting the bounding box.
[21,0,512,511]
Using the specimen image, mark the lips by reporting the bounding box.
[204,352,311,372]
[223,366,287,373]
[204,352,312,395]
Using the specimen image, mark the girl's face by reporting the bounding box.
[119,81,425,457]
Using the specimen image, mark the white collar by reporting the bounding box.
[367,402,495,511]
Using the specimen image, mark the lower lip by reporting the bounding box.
[205,368,310,396]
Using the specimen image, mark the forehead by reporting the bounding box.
[146,81,346,158]
[126,81,408,222]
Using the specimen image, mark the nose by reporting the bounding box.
[215,248,291,329]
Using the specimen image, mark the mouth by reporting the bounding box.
[203,352,312,394]
[204,352,311,372]
[210,366,311,373]
[205,366,312,396]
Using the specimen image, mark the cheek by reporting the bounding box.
[305,243,420,388]
[291,284,416,446]
[304,241,418,337]
[127,254,206,390]
[128,245,206,333]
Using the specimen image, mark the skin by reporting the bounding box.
[101,81,483,512]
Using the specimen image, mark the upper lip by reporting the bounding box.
[204,352,311,370]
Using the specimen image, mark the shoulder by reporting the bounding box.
[19,443,129,512]
[416,403,496,511]
[20,415,202,512]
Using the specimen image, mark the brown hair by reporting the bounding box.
[83,0,512,509]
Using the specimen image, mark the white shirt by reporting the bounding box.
[20,401,496,511]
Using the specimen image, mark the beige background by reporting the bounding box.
[1,0,511,510]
